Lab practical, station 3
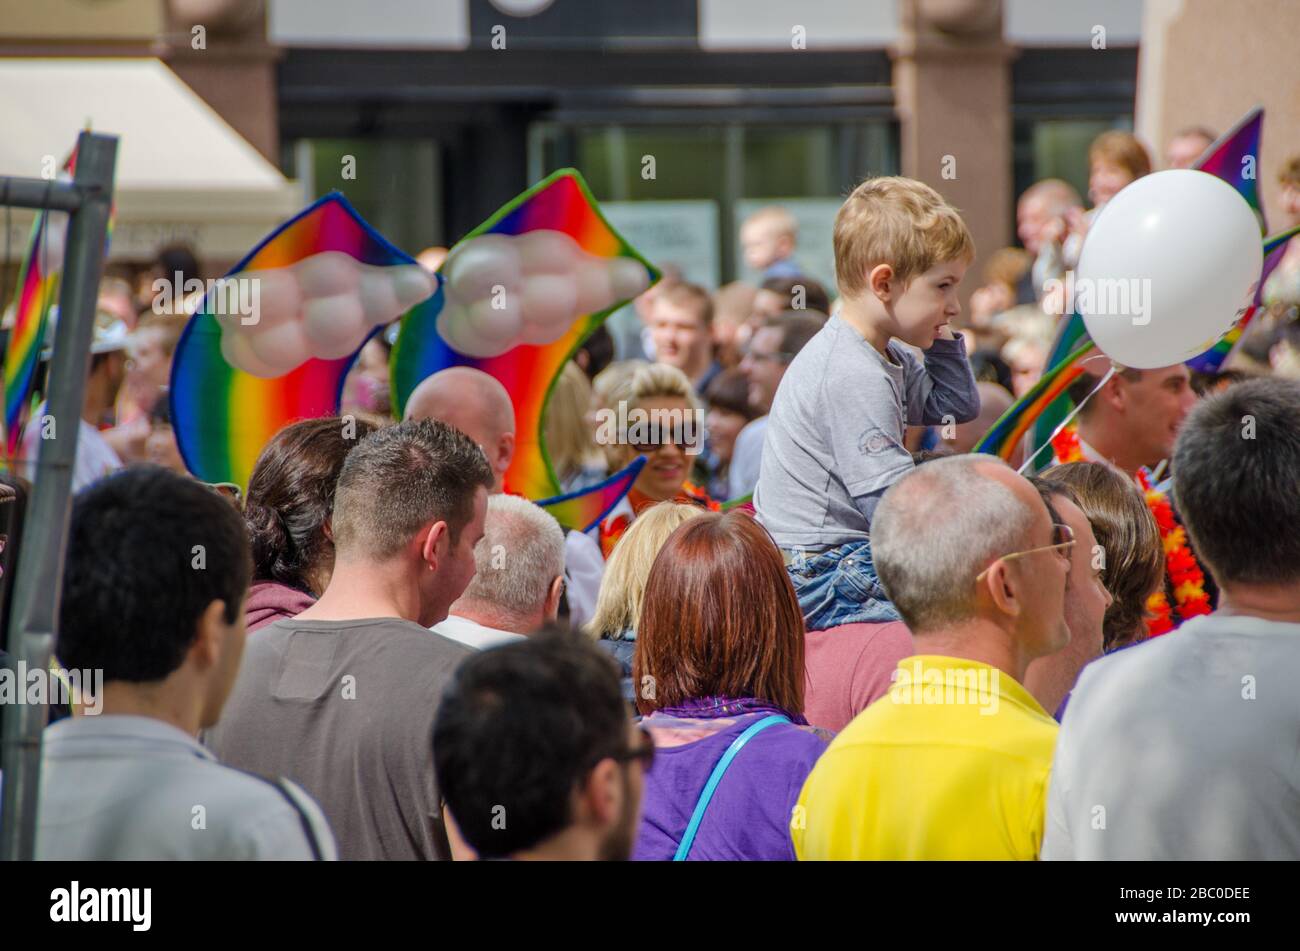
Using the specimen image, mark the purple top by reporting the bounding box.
[632,697,829,861]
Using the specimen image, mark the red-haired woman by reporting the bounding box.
[631,511,828,861]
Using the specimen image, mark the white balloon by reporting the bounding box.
[247,320,313,370]
[607,257,651,300]
[573,259,614,315]
[438,302,519,359]
[358,270,401,325]
[388,264,437,311]
[467,294,524,346]
[221,327,289,378]
[295,250,362,298]
[1076,170,1263,369]
[517,230,580,275]
[520,272,578,334]
[444,235,522,305]
[302,294,368,360]
[238,267,301,330]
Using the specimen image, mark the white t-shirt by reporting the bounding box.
[1042,612,1300,860]
[21,407,123,493]
[432,613,526,651]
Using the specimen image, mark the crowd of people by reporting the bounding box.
[4,123,1300,861]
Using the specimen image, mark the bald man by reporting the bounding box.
[404,366,516,492]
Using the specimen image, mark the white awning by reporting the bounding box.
[0,57,303,262]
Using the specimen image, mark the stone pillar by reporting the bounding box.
[158,0,281,163]
[891,0,1016,309]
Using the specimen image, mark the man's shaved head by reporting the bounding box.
[404,366,516,492]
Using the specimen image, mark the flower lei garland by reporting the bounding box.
[1050,424,1212,637]
[598,482,719,559]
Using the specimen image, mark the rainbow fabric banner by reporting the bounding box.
[170,194,410,490]
[3,214,59,459]
[1185,222,1299,373]
[1194,107,1264,228]
[974,341,1099,464]
[391,168,661,530]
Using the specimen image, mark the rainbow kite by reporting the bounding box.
[170,194,406,490]
[975,341,1100,464]
[391,168,661,530]
[3,214,59,459]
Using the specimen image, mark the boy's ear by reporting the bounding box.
[868,263,895,301]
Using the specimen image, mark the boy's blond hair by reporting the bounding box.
[833,177,974,299]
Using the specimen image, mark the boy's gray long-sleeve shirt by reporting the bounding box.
[754,314,979,550]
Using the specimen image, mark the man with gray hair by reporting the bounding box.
[208,418,494,860]
[434,494,566,650]
[793,454,1071,860]
[1044,378,1300,859]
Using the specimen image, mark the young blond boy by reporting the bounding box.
[753,177,979,630]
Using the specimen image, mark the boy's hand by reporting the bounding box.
[934,323,957,342]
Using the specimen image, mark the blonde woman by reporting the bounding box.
[564,363,718,628]
[586,502,705,700]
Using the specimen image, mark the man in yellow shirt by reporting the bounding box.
[793,455,1070,860]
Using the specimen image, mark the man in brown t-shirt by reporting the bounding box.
[208,419,493,860]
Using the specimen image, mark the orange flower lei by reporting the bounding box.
[1049,426,1085,465]
[1051,424,1212,637]
[1136,469,1212,636]
[598,481,719,558]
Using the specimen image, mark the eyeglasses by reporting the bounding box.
[975,522,1076,583]
[626,429,691,454]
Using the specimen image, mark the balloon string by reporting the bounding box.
[1017,365,1117,475]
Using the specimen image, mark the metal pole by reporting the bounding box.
[0,130,117,861]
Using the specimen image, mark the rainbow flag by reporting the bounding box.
[1185,222,1299,373]
[3,214,59,459]
[391,169,661,530]
[1194,107,1264,228]
[975,341,1100,465]
[170,194,406,491]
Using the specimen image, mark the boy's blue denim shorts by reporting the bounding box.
[783,539,900,631]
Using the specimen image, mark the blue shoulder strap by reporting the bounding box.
[673,714,790,861]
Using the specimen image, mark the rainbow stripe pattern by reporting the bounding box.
[1185,222,1299,373]
[170,193,419,489]
[391,168,661,530]
[1194,107,1264,226]
[3,214,59,459]
[975,341,1099,464]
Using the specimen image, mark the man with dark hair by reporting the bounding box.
[207,418,494,860]
[1044,378,1300,859]
[730,312,824,498]
[36,467,335,859]
[434,627,650,861]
